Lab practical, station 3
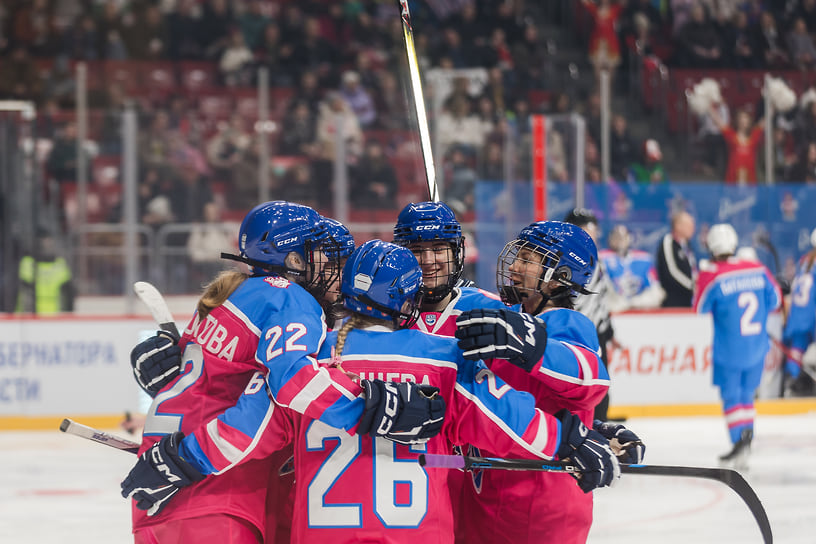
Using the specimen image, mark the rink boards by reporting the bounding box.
[1,311,814,430]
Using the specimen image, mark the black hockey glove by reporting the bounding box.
[120,432,205,517]
[593,420,646,465]
[556,410,620,493]
[455,309,548,372]
[130,330,182,396]
[358,380,446,445]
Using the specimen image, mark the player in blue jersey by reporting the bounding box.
[782,228,816,396]
[694,223,782,468]
[121,202,444,542]
[453,220,644,544]
[601,224,665,309]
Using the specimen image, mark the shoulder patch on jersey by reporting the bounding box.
[263,276,291,288]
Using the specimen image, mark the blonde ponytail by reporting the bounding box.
[196,270,249,319]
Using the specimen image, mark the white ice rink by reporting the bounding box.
[2,413,813,543]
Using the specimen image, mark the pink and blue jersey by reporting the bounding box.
[460,307,609,544]
[413,287,506,336]
[694,259,782,369]
[600,249,660,299]
[783,257,816,368]
[180,326,569,543]
[135,275,353,537]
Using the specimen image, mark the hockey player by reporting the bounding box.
[453,220,644,544]
[694,223,782,468]
[601,224,666,309]
[782,228,816,396]
[121,202,443,542]
[391,201,508,539]
[563,208,622,421]
[180,239,618,543]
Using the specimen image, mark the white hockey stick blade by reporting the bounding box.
[59,418,139,454]
[133,281,180,337]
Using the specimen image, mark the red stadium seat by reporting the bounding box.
[179,61,219,93]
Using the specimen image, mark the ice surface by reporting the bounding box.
[2,413,813,543]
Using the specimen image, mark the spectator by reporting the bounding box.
[198,0,233,60]
[445,146,478,213]
[694,90,730,178]
[290,17,336,81]
[219,27,254,87]
[726,11,763,69]
[0,45,41,101]
[279,100,317,156]
[168,159,214,227]
[122,4,166,60]
[165,0,203,60]
[581,0,625,84]
[63,14,99,60]
[479,140,505,181]
[437,96,486,156]
[279,162,319,209]
[787,17,816,70]
[187,202,236,284]
[758,10,789,68]
[43,55,76,108]
[373,70,408,130]
[16,231,74,314]
[512,22,551,90]
[610,114,637,181]
[629,139,667,183]
[601,224,666,309]
[139,110,173,175]
[710,107,764,185]
[256,23,295,86]
[350,140,398,209]
[656,210,697,307]
[96,0,128,59]
[786,141,816,182]
[339,70,377,128]
[676,3,723,68]
[238,0,271,51]
[314,92,363,207]
[296,70,324,115]
[46,122,84,184]
[206,114,253,182]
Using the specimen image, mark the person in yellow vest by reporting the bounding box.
[16,232,74,314]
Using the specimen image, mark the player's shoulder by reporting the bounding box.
[538,307,598,342]
[457,286,505,307]
[231,276,323,322]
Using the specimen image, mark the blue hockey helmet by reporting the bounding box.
[341,239,423,329]
[320,217,356,259]
[497,220,597,306]
[233,201,338,295]
[392,201,464,302]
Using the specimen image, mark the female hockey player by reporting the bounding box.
[454,220,644,544]
[694,223,781,468]
[172,239,619,543]
[121,202,443,543]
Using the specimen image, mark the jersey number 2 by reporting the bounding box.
[306,420,428,528]
[738,292,761,336]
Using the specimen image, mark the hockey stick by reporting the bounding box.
[59,418,140,454]
[419,454,772,544]
[397,0,438,202]
[133,281,180,338]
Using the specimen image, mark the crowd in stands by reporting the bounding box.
[6,0,816,238]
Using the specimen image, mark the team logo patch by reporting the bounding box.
[264,276,290,288]
[424,314,437,325]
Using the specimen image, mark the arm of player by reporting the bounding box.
[449,358,619,491]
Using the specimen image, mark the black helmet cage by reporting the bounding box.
[496,238,574,305]
[304,235,342,301]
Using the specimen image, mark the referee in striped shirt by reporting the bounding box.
[564,208,623,421]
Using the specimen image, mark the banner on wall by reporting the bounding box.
[607,311,783,406]
[0,318,156,416]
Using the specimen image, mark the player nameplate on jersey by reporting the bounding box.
[264,276,291,288]
[424,314,437,325]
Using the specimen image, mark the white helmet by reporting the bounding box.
[707,224,738,257]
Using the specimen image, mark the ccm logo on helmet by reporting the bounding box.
[278,236,298,246]
[568,251,587,266]
[415,225,441,230]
